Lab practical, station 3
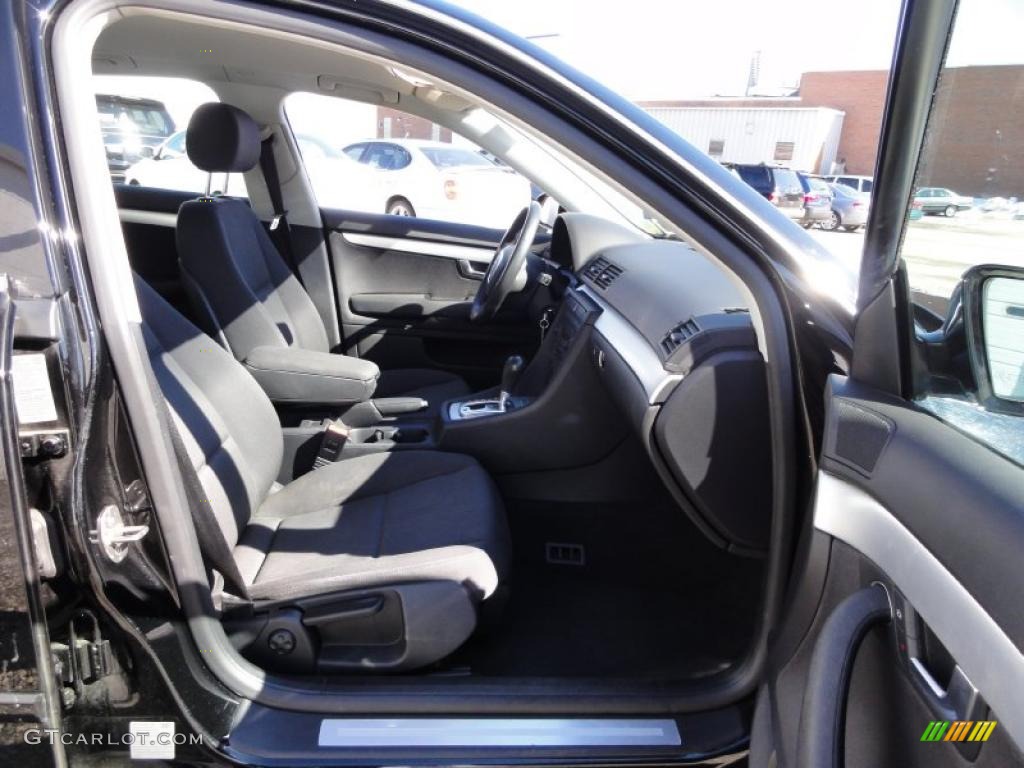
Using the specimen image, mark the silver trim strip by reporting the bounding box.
[815,471,1024,748]
[318,718,681,747]
[118,209,178,227]
[342,232,494,263]
[578,285,680,404]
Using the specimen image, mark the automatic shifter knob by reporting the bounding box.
[499,354,525,410]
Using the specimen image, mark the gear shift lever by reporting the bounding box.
[499,354,524,411]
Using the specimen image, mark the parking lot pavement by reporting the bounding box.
[809,212,1024,305]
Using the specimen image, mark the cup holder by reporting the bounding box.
[393,427,429,444]
[350,426,430,446]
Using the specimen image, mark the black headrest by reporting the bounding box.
[185,103,260,173]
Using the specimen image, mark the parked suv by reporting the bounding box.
[95,94,176,182]
[726,163,806,221]
[823,173,874,194]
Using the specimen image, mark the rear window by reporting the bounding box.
[735,165,772,191]
[773,168,802,192]
[420,147,495,169]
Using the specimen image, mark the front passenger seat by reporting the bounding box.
[175,102,470,411]
[135,276,508,672]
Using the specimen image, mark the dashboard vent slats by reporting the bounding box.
[585,256,624,290]
[661,318,700,356]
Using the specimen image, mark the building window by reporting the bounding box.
[774,141,795,162]
[708,139,725,158]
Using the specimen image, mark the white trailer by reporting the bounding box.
[645,106,845,174]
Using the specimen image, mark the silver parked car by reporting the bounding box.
[913,186,974,216]
[823,183,870,231]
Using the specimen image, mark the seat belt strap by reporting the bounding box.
[162,401,251,600]
[258,133,304,285]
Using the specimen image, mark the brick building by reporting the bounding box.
[641,65,1024,197]
[638,69,888,177]
[376,106,452,142]
[798,70,888,177]
[917,65,1024,197]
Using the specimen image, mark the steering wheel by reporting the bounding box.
[470,201,542,323]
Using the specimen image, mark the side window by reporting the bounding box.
[93,76,248,197]
[364,143,412,171]
[285,91,533,229]
[861,179,873,193]
[899,3,1024,465]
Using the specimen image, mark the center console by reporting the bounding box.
[446,286,596,422]
[280,284,613,481]
[436,286,629,474]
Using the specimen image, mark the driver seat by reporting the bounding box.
[175,103,469,409]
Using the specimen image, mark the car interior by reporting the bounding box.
[58,4,791,707]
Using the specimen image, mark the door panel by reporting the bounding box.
[323,208,541,388]
[755,375,1024,767]
[763,535,1022,768]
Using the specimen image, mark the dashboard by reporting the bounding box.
[554,213,774,555]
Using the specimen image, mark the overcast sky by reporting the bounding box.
[444,0,1024,100]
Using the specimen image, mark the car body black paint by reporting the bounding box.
[0,0,968,762]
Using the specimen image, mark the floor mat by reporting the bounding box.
[453,498,764,679]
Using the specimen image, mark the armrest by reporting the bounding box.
[243,346,379,406]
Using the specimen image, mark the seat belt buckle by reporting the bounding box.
[269,213,285,232]
[315,421,349,467]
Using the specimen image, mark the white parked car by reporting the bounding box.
[124,130,248,196]
[342,139,533,229]
[124,131,382,206]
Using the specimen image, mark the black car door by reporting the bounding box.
[321,209,541,390]
[285,99,542,389]
[753,2,1024,766]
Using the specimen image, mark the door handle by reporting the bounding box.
[909,658,979,723]
[457,259,489,280]
[894,587,988,759]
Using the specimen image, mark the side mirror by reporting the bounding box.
[140,145,155,159]
[962,265,1024,414]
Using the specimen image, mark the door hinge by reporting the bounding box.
[90,504,148,564]
[51,612,117,709]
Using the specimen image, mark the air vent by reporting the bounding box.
[661,318,700,356]
[584,256,624,290]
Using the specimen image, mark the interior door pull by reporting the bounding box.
[457,259,488,280]
[795,583,892,768]
[909,659,981,727]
